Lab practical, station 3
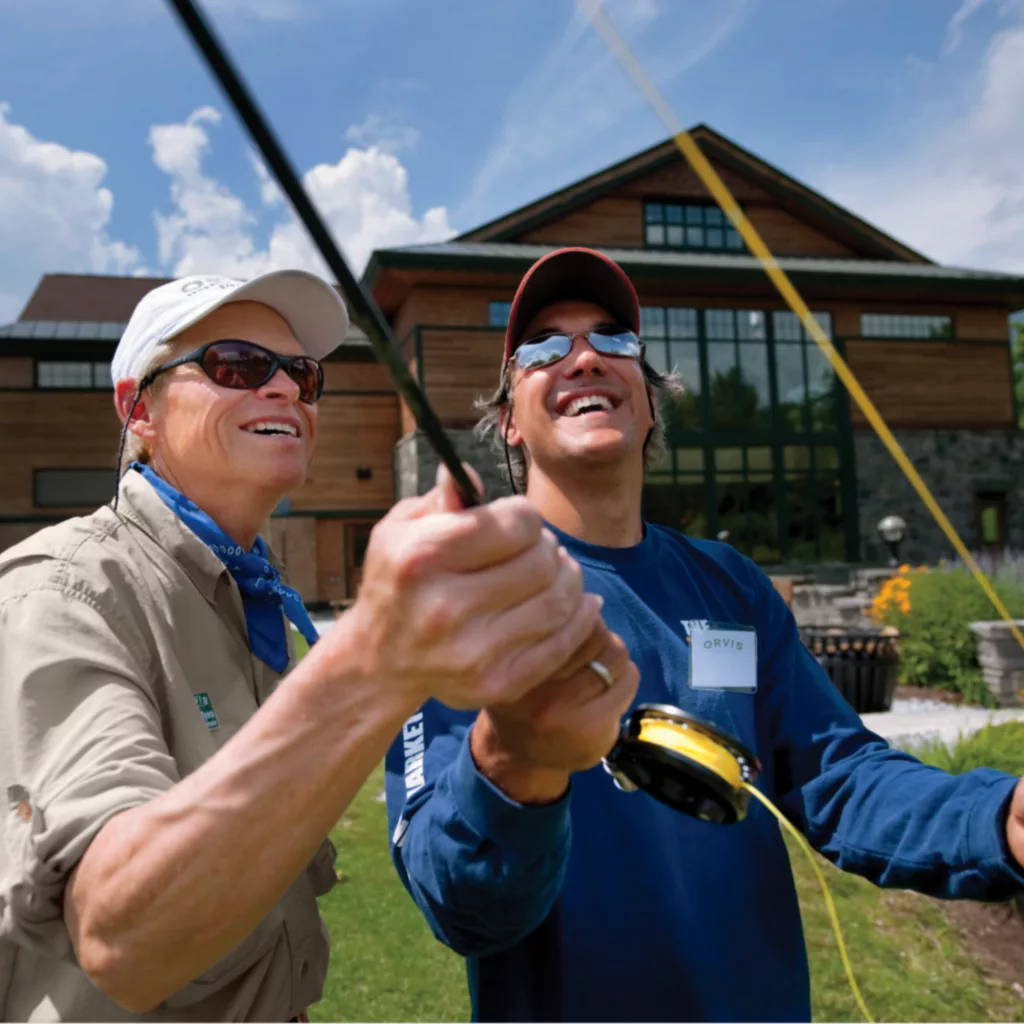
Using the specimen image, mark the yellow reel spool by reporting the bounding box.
[603,704,760,823]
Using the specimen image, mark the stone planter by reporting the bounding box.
[968,621,1024,707]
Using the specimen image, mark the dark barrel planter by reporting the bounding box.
[798,626,901,714]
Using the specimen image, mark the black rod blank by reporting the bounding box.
[166,0,481,508]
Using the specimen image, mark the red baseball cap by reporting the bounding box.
[503,247,641,365]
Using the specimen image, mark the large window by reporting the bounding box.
[644,202,744,252]
[861,314,953,339]
[641,306,849,563]
[37,361,113,389]
[34,469,113,508]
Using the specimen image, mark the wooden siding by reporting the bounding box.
[845,341,1014,428]
[616,158,772,203]
[322,360,394,392]
[0,357,33,388]
[744,205,855,257]
[0,392,120,517]
[419,329,505,427]
[292,394,400,511]
[394,287,497,340]
[522,197,644,247]
[0,391,400,517]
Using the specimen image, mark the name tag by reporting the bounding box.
[689,624,757,693]
[193,691,220,730]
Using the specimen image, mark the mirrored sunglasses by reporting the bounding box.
[511,327,642,373]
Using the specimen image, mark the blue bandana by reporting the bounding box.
[132,462,319,673]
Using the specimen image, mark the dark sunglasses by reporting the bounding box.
[140,339,324,405]
[510,326,643,373]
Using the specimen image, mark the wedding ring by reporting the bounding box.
[589,659,614,689]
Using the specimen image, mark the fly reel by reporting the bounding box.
[603,704,762,824]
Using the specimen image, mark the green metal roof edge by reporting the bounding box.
[362,246,1024,303]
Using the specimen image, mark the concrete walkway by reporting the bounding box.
[862,705,1024,750]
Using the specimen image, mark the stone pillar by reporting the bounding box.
[394,429,514,501]
[968,620,1024,707]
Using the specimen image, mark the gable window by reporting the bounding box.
[488,301,512,328]
[37,361,113,389]
[644,202,743,252]
[860,314,953,340]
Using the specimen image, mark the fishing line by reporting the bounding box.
[579,0,1024,657]
[604,704,874,1023]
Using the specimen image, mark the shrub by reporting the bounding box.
[871,565,1024,706]
[913,721,1024,776]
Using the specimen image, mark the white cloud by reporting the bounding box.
[459,0,750,226]
[0,103,140,321]
[346,114,421,155]
[818,15,1024,274]
[148,105,454,280]
[943,0,988,53]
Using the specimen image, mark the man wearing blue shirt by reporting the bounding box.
[385,246,1024,1022]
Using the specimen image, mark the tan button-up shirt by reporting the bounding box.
[0,469,336,1022]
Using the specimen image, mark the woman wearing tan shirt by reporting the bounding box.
[0,269,629,1021]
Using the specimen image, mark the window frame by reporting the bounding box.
[643,200,745,253]
[641,304,855,563]
[859,313,955,340]
[36,359,114,391]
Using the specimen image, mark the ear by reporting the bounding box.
[645,382,657,430]
[499,401,524,449]
[114,379,158,444]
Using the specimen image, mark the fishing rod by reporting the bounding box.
[165,0,481,509]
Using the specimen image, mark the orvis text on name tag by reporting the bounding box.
[688,625,757,693]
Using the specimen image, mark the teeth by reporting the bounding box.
[564,395,614,417]
[245,421,298,437]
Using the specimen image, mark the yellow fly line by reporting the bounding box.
[579,0,1024,655]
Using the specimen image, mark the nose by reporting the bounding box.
[257,367,301,402]
[563,336,608,379]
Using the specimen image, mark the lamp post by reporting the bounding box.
[876,514,907,567]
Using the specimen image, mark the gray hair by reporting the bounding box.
[474,356,683,493]
[120,337,180,466]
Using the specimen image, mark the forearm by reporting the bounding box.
[66,620,417,1011]
[390,727,571,957]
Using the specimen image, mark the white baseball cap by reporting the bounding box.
[111,269,350,383]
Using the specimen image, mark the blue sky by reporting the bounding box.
[1,0,1022,321]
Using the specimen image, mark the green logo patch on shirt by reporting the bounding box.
[193,692,220,730]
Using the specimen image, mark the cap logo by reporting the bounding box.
[180,277,239,297]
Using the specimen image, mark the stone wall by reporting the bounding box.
[395,429,514,501]
[854,429,1024,564]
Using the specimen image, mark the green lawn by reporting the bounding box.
[311,763,1020,1023]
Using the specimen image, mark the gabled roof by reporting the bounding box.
[456,124,931,264]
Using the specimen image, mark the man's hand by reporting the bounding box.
[469,616,640,804]
[325,464,602,712]
[1006,777,1024,870]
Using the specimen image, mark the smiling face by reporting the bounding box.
[505,299,653,484]
[129,300,319,505]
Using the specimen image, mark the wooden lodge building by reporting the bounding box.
[3,125,1023,605]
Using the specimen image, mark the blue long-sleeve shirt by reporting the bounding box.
[385,524,1024,1022]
